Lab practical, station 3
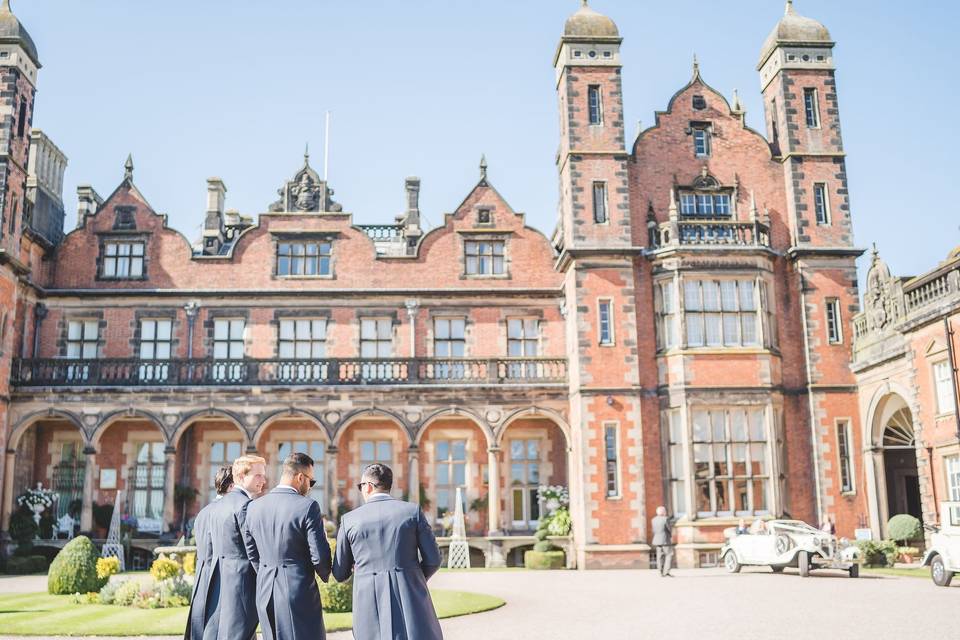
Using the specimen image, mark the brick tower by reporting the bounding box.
[759,1,866,531]
[0,0,39,534]
[554,1,646,568]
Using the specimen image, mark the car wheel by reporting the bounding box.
[848,564,859,579]
[931,554,954,587]
[724,550,741,574]
[798,550,810,578]
[770,565,784,573]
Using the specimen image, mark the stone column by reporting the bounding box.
[326,446,338,520]
[80,446,96,531]
[405,300,419,357]
[408,446,420,505]
[487,447,501,534]
[162,446,177,533]
[1,450,15,531]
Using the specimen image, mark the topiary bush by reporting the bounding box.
[887,514,922,545]
[47,535,103,594]
[524,550,565,570]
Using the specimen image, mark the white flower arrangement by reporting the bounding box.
[17,485,57,510]
[537,485,569,514]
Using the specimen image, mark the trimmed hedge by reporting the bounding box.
[524,550,565,570]
[319,537,352,613]
[6,555,49,575]
[887,514,922,544]
[48,536,103,595]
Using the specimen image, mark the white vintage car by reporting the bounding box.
[721,520,859,577]
[921,501,960,587]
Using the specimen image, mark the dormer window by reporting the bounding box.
[692,95,707,111]
[678,172,734,219]
[464,239,505,276]
[113,207,136,230]
[100,240,145,279]
[277,240,332,277]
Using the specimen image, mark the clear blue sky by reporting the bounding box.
[21,0,960,285]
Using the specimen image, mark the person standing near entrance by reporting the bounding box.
[651,505,676,577]
[208,455,266,640]
[333,463,443,640]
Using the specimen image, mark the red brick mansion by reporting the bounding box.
[0,1,877,569]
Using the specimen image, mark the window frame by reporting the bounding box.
[508,437,542,528]
[434,438,468,519]
[803,88,821,128]
[813,183,831,225]
[692,124,712,158]
[683,278,762,349]
[208,440,244,503]
[835,419,855,494]
[587,84,603,126]
[933,360,956,415]
[276,239,333,278]
[598,298,615,346]
[99,239,146,280]
[603,422,621,498]
[138,318,173,382]
[592,181,609,224]
[945,455,960,526]
[825,298,843,345]
[463,238,507,277]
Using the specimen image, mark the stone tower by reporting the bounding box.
[0,0,40,536]
[759,1,865,528]
[555,1,645,568]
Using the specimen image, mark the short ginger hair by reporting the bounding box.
[232,454,266,481]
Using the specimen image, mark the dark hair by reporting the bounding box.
[282,452,314,477]
[214,466,233,496]
[362,463,393,491]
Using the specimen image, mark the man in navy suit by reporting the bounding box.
[334,463,443,640]
[207,454,266,640]
[244,452,331,640]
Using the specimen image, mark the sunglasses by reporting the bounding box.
[298,472,316,488]
[356,481,379,492]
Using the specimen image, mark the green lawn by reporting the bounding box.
[863,566,929,579]
[0,589,504,636]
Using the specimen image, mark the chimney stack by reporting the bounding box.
[401,177,422,255]
[203,177,227,254]
[75,185,103,228]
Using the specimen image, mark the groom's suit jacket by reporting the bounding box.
[333,494,443,640]
[208,488,258,640]
[243,486,331,640]
[184,502,220,640]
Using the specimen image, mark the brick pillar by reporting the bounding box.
[80,446,96,531]
[487,447,501,534]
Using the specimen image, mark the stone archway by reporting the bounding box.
[881,407,922,524]
[867,393,922,537]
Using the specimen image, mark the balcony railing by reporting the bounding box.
[651,219,771,250]
[11,357,568,387]
[356,224,404,240]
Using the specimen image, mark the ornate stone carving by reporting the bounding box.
[863,246,903,333]
[268,150,343,214]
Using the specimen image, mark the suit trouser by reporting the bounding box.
[655,545,673,575]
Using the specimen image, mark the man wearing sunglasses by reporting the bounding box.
[243,452,331,640]
[333,463,443,640]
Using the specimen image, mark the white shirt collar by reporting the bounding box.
[367,492,392,501]
[276,484,297,493]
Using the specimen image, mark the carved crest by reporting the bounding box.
[863,246,902,332]
[268,150,343,213]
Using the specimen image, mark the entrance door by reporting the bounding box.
[882,406,921,522]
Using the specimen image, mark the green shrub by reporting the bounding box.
[9,508,38,545]
[47,536,102,594]
[887,514,922,544]
[6,555,49,574]
[114,578,143,606]
[97,556,120,580]
[156,577,192,608]
[855,539,898,567]
[320,577,353,612]
[524,550,565,570]
[547,509,572,536]
[150,556,181,582]
[98,579,122,604]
